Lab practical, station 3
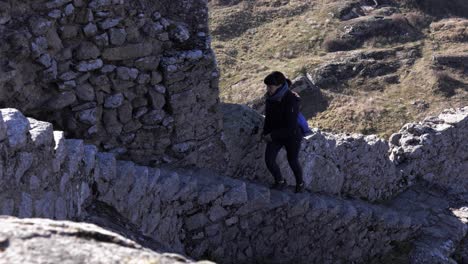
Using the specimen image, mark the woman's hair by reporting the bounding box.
[264,71,286,86]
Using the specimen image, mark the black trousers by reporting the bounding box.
[265,138,303,185]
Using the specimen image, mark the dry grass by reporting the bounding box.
[210,0,468,137]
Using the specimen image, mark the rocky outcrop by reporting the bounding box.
[389,106,468,194]
[431,19,468,43]
[325,3,421,52]
[0,216,211,264]
[308,47,420,91]
[0,0,225,169]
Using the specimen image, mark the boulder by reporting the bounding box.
[0,216,212,264]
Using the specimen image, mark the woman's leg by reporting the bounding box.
[285,138,303,185]
[265,141,284,183]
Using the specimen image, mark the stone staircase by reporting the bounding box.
[0,107,467,263]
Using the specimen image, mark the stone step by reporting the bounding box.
[386,184,468,263]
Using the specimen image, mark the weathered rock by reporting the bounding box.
[41,0,73,9]
[170,24,190,43]
[77,108,98,125]
[109,28,127,46]
[141,110,165,125]
[104,93,124,109]
[117,101,133,123]
[149,87,166,109]
[75,8,93,24]
[135,56,160,71]
[116,67,138,81]
[37,54,52,68]
[137,73,151,84]
[0,217,208,264]
[98,18,121,30]
[102,43,154,61]
[46,92,77,110]
[60,24,79,39]
[390,107,468,194]
[83,23,98,37]
[151,71,163,84]
[75,59,103,72]
[0,109,30,150]
[28,119,54,147]
[75,41,100,60]
[31,37,48,59]
[42,60,58,81]
[94,32,109,47]
[29,16,52,36]
[75,83,95,101]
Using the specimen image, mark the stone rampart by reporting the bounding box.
[0,107,418,264]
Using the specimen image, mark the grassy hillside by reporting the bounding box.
[209,0,467,138]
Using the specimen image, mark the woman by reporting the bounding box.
[262,71,304,193]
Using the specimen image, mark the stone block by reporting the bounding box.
[0,109,30,150]
[75,83,95,101]
[135,56,160,71]
[75,59,103,72]
[104,93,124,108]
[28,118,54,147]
[185,213,209,231]
[19,192,33,218]
[208,205,229,222]
[109,28,127,45]
[75,41,100,60]
[222,183,248,206]
[102,43,155,61]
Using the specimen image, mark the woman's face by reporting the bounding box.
[266,84,282,95]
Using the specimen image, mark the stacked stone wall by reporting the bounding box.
[0,108,93,219]
[222,104,467,201]
[0,0,225,169]
[389,106,468,194]
[0,108,418,264]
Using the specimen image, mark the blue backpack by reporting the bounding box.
[298,112,312,136]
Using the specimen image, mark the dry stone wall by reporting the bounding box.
[0,0,225,169]
[389,106,468,194]
[93,152,418,264]
[222,103,404,201]
[0,108,93,219]
[0,108,419,264]
[222,104,468,202]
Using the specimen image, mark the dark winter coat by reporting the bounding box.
[263,86,302,142]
